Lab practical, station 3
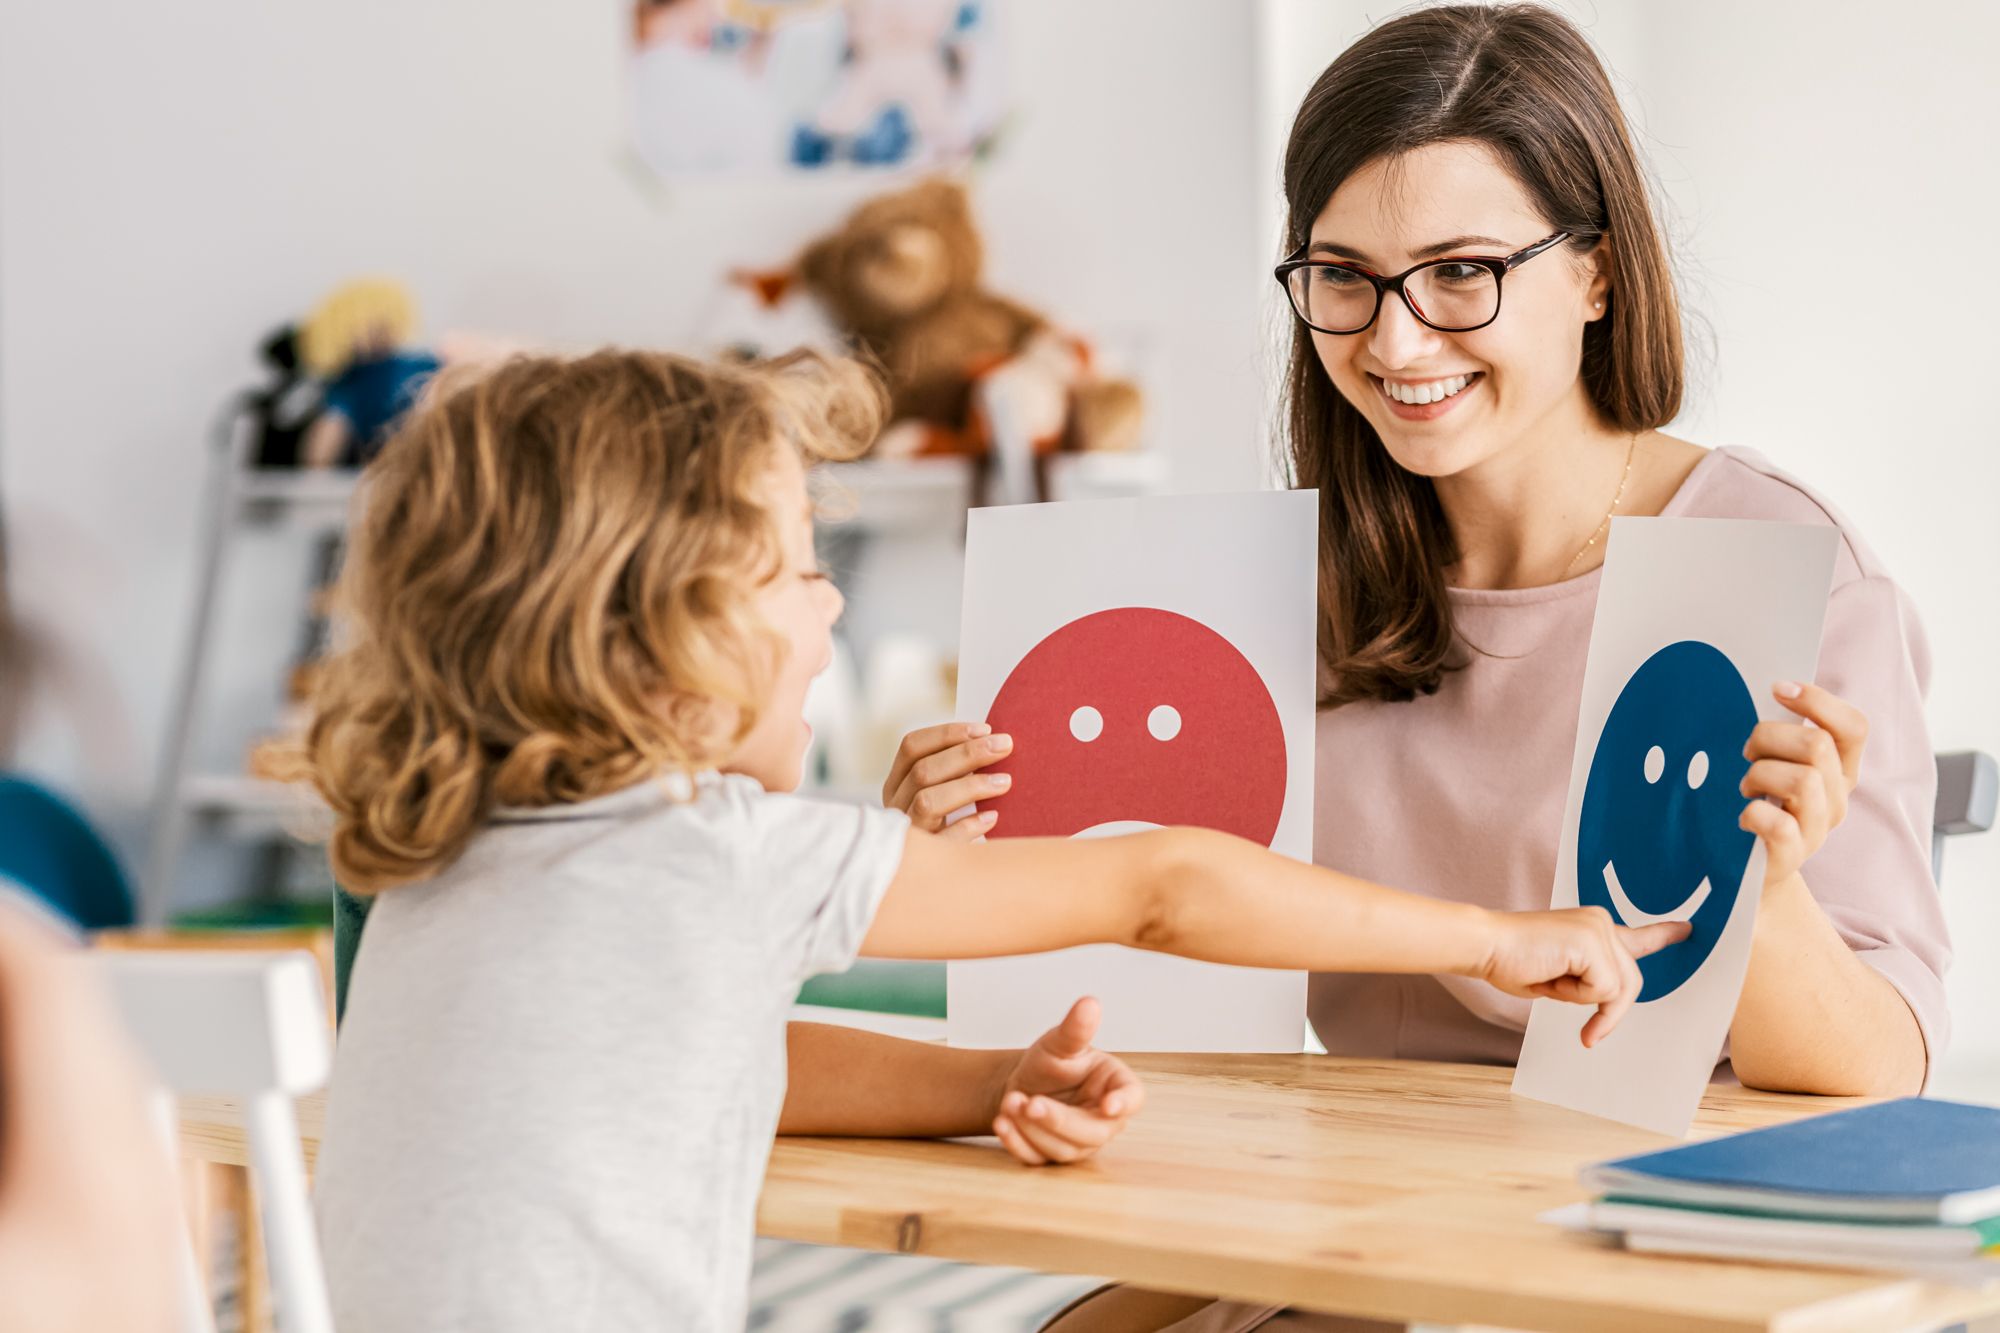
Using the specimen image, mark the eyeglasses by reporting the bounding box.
[1274,231,1572,335]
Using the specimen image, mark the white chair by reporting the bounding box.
[96,949,334,1333]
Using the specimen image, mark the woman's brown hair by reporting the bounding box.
[1281,2,1684,706]
[270,348,882,893]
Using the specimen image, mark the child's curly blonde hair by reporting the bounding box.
[273,347,882,893]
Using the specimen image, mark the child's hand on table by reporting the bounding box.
[991,997,1143,1166]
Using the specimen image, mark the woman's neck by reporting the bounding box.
[1433,389,1643,591]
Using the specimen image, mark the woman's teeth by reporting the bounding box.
[1382,373,1475,405]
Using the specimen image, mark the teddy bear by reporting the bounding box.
[795,177,1144,498]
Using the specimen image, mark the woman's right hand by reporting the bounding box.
[1474,907,1690,1047]
[883,722,1014,840]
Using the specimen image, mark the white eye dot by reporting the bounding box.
[1147,705,1182,741]
[1068,706,1103,743]
[1687,750,1709,790]
[1643,745,1665,784]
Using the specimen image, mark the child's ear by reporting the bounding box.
[653,687,739,764]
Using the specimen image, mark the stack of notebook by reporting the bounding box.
[1565,1097,2000,1283]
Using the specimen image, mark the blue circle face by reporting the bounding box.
[1577,640,1758,1002]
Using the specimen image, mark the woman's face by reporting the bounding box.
[1304,140,1609,480]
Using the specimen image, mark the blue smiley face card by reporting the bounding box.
[1513,517,1839,1137]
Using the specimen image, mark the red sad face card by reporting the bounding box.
[980,607,1286,845]
[947,492,1318,1053]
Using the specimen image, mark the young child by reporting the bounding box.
[291,348,1681,1333]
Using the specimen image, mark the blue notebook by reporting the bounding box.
[1581,1097,2000,1224]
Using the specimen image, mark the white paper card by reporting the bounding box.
[947,490,1318,1051]
[1512,517,1839,1136]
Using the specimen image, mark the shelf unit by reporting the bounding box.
[143,423,360,925]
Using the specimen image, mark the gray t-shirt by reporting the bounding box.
[315,772,909,1333]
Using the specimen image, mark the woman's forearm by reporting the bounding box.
[778,1022,1013,1137]
[1729,873,1927,1096]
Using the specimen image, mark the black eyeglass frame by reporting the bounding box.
[1273,230,1574,335]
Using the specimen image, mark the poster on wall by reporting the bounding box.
[946,491,1318,1052]
[630,0,1005,177]
[1511,517,1839,1137]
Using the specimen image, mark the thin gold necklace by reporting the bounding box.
[1562,433,1639,579]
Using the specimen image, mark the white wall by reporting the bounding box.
[0,0,1267,877]
[1260,0,2000,1085]
[1628,0,2000,1091]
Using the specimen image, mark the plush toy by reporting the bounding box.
[796,177,1143,496]
[298,278,441,469]
[700,265,844,364]
[245,326,325,469]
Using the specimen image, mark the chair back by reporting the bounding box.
[99,949,334,1333]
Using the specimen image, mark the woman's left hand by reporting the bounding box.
[1740,681,1868,886]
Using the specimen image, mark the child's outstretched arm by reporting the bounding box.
[863,828,1687,1047]
[779,997,1143,1166]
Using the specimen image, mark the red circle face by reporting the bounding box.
[980,607,1287,845]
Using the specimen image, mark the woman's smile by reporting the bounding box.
[1368,370,1484,421]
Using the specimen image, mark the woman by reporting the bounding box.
[889,6,1950,1327]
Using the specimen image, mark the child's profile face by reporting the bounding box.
[725,448,843,792]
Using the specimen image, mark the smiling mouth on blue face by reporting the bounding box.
[1601,861,1711,927]
[1576,640,1760,1003]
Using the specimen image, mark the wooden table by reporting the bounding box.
[178,1054,2000,1333]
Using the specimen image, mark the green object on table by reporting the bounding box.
[797,960,946,1019]
[172,896,335,931]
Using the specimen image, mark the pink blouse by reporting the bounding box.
[1306,446,1952,1074]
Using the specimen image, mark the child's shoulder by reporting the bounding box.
[484,770,754,834]
[483,772,908,884]
[563,776,908,978]
[706,780,913,879]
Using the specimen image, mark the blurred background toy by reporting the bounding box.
[796,177,1143,501]
[245,327,326,470]
[700,264,845,363]
[297,278,441,469]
